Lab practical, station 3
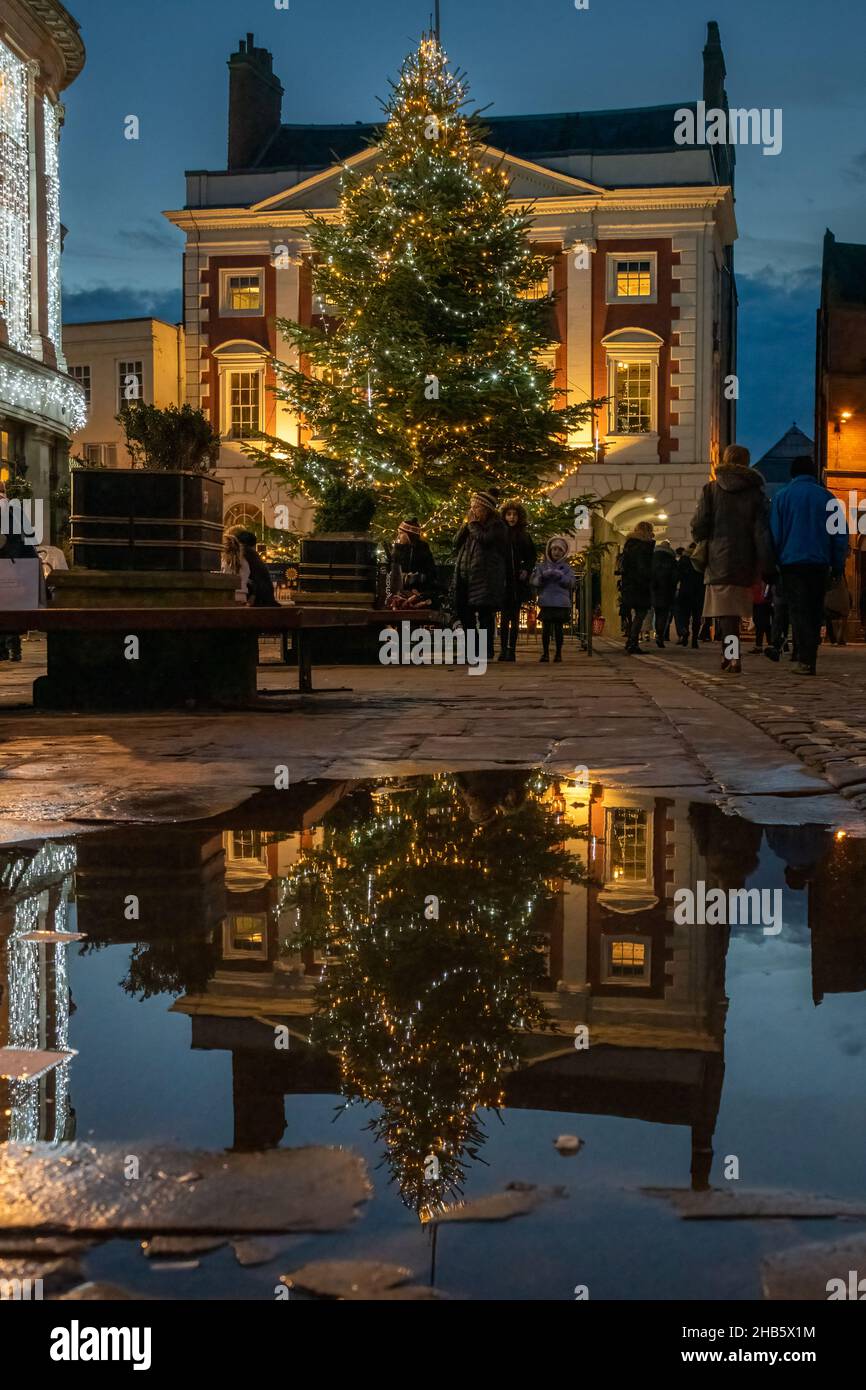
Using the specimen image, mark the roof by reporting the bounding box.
[753,424,814,489]
[822,231,866,309]
[253,101,699,173]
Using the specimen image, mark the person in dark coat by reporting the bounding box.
[619,521,655,654]
[0,529,40,661]
[691,445,774,674]
[498,499,536,662]
[675,544,705,648]
[224,527,279,607]
[453,491,508,661]
[650,539,678,647]
[390,518,438,603]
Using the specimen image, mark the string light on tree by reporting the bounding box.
[247,32,603,546]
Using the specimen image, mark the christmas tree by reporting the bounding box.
[283,772,584,1216]
[249,34,602,545]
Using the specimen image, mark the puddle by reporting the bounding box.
[0,771,864,1300]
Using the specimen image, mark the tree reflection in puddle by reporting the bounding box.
[283,771,584,1216]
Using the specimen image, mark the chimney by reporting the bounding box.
[702,20,727,111]
[227,33,284,170]
[702,21,734,186]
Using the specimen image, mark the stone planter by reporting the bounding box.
[296,532,377,606]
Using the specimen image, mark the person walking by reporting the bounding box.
[0,530,41,662]
[750,580,773,653]
[530,536,575,663]
[691,444,773,674]
[498,499,536,661]
[651,539,678,647]
[823,569,851,646]
[453,490,508,662]
[619,521,655,655]
[768,455,849,675]
[675,543,704,648]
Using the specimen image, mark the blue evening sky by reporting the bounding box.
[58,0,866,459]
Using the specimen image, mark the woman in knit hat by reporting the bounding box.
[390,517,438,603]
[452,490,508,660]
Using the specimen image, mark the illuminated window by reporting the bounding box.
[230,829,265,862]
[228,275,261,311]
[117,360,143,412]
[519,266,553,300]
[228,370,261,439]
[228,914,267,952]
[606,253,657,304]
[70,363,91,407]
[604,937,651,983]
[224,502,264,537]
[606,807,650,883]
[614,361,653,434]
[220,269,264,317]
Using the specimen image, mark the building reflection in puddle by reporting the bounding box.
[0,774,863,1218]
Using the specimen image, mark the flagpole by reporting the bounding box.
[434,0,441,41]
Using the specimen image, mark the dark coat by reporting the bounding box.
[676,553,705,608]
[393,537,437,597]
[245,547,279,607]
[503,526,537,607]
[620,536,654,610]
[453,516,508,610]
[691,465,774,587]
[651,545,679,609]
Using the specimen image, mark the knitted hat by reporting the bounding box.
[546,535,571,559]
[398,518,422,536]
[472,490,499,511]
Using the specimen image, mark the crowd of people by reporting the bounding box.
[618,445,851,675]
[219,451,853,680]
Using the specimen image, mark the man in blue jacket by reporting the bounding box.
[768,456,849,675]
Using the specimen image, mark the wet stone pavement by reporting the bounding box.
[0,634,864,1301]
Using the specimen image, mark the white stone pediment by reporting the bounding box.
[251,144,603,215]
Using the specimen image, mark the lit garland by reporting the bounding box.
[0,39,32,354]
[43,95,62,355]
[0,356,87,432]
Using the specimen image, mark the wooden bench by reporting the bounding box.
[0,605,370,706]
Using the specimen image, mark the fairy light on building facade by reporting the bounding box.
[43,94,63,357]
[0,4,86,540]
[0,38,32,354]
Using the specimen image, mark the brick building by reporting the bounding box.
[164,22,738,546]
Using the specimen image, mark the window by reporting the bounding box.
[603,937,651,984]
[606,253,657,304]
[614,361,653,434]
[223,913,268,957]
[601,329,663,438]
[228,275,261,312]
[519,265,553,300]
[69,364,91,408]
[230,830,266,863]
[227,370,261,439]
[224,502,264,536]
[82,443,118,467]
[606,807,650,884]
[220,269,264,317]
[117,360,143,412]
